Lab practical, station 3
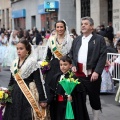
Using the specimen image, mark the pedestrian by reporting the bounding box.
[70,16,107,120]
[3,39,47,120]
[70,28,78,39]
[106,22,114,46]
[2,30,19,67]
[114,31,120,48]
[45,30,50,40]
[0,33,8,66]
[98,24,106,37]
[48,55,90,120]
[43,20,73,119]
[115,41,120,103]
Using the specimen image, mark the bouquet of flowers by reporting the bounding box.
[59,72,80,119]
[38,61,50,74]
[0,86,12,104]
[0,86,13,120]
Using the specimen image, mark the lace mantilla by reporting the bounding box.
[10,57,39,79]
[48,35,73,58]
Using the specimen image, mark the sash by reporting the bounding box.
[50,36,63,59]
[14,73,46,120]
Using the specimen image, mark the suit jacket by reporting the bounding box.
[70,33,107,75]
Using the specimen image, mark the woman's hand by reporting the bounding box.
[39,102,47,108]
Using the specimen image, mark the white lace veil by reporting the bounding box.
[28,43,38,61]
[9,30,19,45]
[43,19,72,60]
[62,19,72,43]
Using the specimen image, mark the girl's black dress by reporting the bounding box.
[3,68,46,120]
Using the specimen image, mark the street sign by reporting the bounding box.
[44,1,59,12]
[45,8,57,12]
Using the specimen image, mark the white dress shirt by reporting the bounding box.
[78,34,93,76]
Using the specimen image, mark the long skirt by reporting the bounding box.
[3,83,33,120]
[101,69,115,93]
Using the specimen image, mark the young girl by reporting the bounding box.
[100,60,115,93]
[3,39,47,120]
[48,55,90,120]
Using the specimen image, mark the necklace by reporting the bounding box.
[18,56,28,69]
[56,37,64,45]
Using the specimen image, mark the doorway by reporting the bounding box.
[31,16,36,28]
[108,0,112,22]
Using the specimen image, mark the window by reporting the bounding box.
[81,0,90,17]
[108,0,112,22]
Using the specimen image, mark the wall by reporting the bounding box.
[100,0,108,26]
[113,0,120,34]
[0,0,12,29]
[59,0,76,32]
[12,0,42,30]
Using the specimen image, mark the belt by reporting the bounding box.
[58,95,64,101]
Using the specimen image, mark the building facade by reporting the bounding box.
[113,0,120,34]
[76,0,111,34]
[10,0,120,34]
[11,0,76,32]
[0,0,12,29]
[76,0,120,35]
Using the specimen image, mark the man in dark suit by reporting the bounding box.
[70,17,107,120]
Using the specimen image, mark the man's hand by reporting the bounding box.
[90,72,99,82]
[71,66,77,73]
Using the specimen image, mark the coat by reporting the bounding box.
[48,72,90,120]
[70,33,107,75]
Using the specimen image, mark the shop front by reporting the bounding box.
[12,9,26,29]
[38,1,59,31]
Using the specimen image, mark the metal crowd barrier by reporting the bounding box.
[38,46,47,60]
[107,53,120,84]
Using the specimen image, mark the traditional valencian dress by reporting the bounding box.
[100,65,115,93]
[3,56,47,120]
[0,36,7,65]
[43,32,73,119]
[114,56,120,103]
[3,33,19,67]
[48,71,90,120]
[44,32,73,100]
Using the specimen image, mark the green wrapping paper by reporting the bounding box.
[65,101,74,119]
[59,78,80,119]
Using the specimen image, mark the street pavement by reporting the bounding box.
[0,69,120,120]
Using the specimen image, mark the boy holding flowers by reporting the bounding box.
[48,55,90,120]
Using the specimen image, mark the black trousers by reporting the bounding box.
[79,76,102,110]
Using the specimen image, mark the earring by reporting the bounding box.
[26,53,28,57]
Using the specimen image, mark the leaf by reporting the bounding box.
[4,93,8,99]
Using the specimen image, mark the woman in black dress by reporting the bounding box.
[3,39,47,120]
[44,20,73,99]
[43,20,73,119]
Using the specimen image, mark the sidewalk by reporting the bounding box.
[86,89,120,120]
